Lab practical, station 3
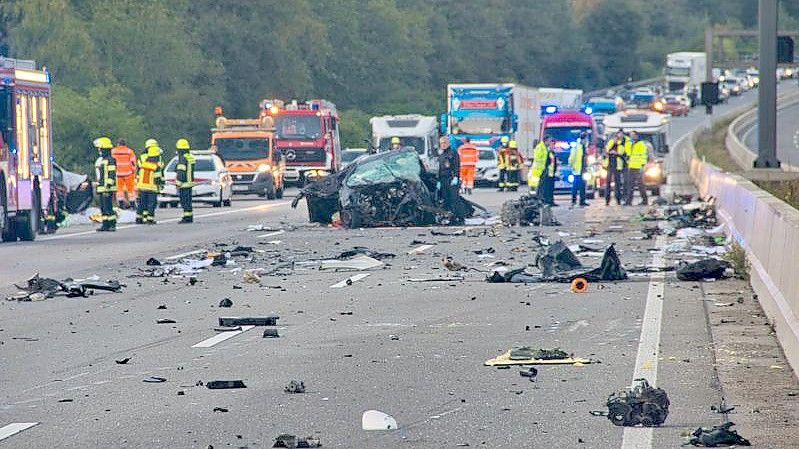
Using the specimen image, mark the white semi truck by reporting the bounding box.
[369,114,440,172]
[665,52,706,105]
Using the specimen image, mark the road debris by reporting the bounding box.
[362,409,398,430]
[293,148,478,227]
[591,378,669,427]
[115,357,131,365]
[156,318,177,324]
[212,407,228,413]
[519,367,538,381]
[146,257,161,266]
[273,434,322,448]
[214,326,242,332]
[218,298,233,308]
[284,380,306,394]
[500,194,559,226]
[206,380,247,389]
[262,328,280,338]
[319,255,383,271]
[143,376,167,383]
[7,273,124,301]
[487,245,626,283]
[688,422,751,446]
[677,259,732,281]
[218,316,279,326]
[485,347,592,366]
[243,271,261,284]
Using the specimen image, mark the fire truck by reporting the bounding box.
[260,99,342,186]
[0,57,54,242]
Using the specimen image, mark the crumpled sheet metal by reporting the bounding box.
[500,194,559,226]
[689,422,751,447]
[9,273,124,300]
[487,244,627,284]
[485,348,592,366]
[676,259,731,281]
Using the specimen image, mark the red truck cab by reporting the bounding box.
[260,99,342,186]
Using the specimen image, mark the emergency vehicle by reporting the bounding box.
[0,57,54,241]
[539,110,598,197]
[211,109,285,199]
[260,99,342,186]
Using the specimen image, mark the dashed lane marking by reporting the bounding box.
[621,235,667,449]
[38,202,288,241]
[0,423,39,442]
[330,273,370,288]
[192,326,255,348]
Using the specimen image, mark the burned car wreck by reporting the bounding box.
[292,148,477,227]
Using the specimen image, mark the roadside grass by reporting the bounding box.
[724,241,750,281]
[693,117,741,173]
[752,179,799,210]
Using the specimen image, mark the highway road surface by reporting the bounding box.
[743,81,799,165]
[1,87,797,448]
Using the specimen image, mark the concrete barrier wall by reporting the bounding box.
[676,103,799,374]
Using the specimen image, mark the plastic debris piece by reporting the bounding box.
[284,380,306,394]
[319,255,383,271]
[214,326,242,332]
[262,328,280,338]
[571,277,588,293]
[206,380,247,389]
[156,318,177,324]
[362,409,398,430]
[273,434,321,448]
[219,316,279,327]
[218,298,233,308]
[143,376,167,383]
[676,259,731,281]
[146,257,161,266]
[689,422,751,446]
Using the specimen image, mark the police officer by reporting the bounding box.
[505,140,524,191]
[529,137,551,191]
[496,136,510,191]
[175,138,195,223]
[625,131,649,205]
[539,138,558,206]
[94,137,117,232]
[437,135,465,224]
[136,139,164,224]
[570,132,590,207]
[602,131,628,205]
[390,136,402,151]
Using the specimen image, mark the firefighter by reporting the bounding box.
[457,138,478,194]
[390,136,402,151]
[569,132,590,207]
[93,137,117,232]
[496,136,510,191]
[175,138,196,223]
[539,138,558,206]
[624,131,649,206]
[111,138,137,209]
[602,131,629,205]
[505,140,524,191]
[528,137,551,191]
[136,139,163,224]
[437,135,465,224]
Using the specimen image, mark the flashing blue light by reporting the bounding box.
[544,105,558,114]
[584,107,593,115]
[568,174,575,183]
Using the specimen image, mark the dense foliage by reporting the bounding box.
[1,0,797,171]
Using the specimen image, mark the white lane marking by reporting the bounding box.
[257,230,285,238]
[165,249,205,261]
[192,325,255,348]
[330,273,370,288]
[408,244,434,255]
[39,202,288,241]
[0,422,39,442]
[621,235,667,449]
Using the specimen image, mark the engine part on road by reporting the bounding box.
[500,194,559,226]
[599,378,670,427]
[688,421,751,446]
[218,316,279,326]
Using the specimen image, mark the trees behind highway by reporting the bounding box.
[1,0,797,171]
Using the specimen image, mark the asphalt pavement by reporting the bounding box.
[1,87,796,448]
[743,81,799,165]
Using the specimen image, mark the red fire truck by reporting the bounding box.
[260,99,341,186]
[0,57,54,242]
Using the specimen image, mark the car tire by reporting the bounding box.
[651,186,661,197]
[587,191,596,200]
[223,196,232,207]
[16,188,39,241]
[213,188,223,207]
[275,184,284,199]
[0,177,16,242]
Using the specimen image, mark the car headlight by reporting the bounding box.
[653,101,664,111]
[645,165,662,178]
[257,163,271,173]
[568,174,575,183]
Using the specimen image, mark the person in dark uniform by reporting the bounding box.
[93,137,117,232]
[539,139,558,206]
[437,135,465,224]
[175,138,195,224]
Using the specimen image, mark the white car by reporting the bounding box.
[158,153,233,208]
[475,148,499,186]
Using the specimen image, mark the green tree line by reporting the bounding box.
[1,0,797,172]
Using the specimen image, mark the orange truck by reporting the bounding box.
[210,110,286,199]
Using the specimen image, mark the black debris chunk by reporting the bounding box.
[9,273,124,301]
[262,328,280,338]
[500,194,559,226]
[676,259,731,281]
[519,367,538,380]
[510,347,569,360]
[598,378,670,427]
[157,304,167,310]
[143,376,167,383]
[488,245,626,283]
[284,380,306,394]
[115,357,131,365]
[537,241,582,276]
[273,434,321,448]
[206,380,247,389]
[156,318,177,324]
[219,316,279,327]
[146,257,162,266]
[57,398,73,403]
[336,247,396,260]
[218,298,233,308]
[213,407,229,413]
[689,422,751,446]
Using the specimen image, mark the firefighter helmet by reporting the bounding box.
[391,136,400,145]
[500,136,510,145]
[145,138,159,148]
[176,138,190,150]
[93,137,113,149]
[509,140,518,149]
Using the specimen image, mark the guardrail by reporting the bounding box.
[727,89,799,171]
[582,76,665,100]
[673,99,799,375]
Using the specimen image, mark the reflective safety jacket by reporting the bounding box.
[496,146,510,169]
[628,140,649,169]
[137,147,164,192]
[500,148,524,171]
[602,136,630,170]
[175,151,196,188]
[95,153,117,194]
[457,143,479,168]
[111,145,137,177]
[543,150,557,177]
[569,141,587,174]
[529,141,548,181]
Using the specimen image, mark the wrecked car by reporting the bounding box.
[292,148,476,227]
